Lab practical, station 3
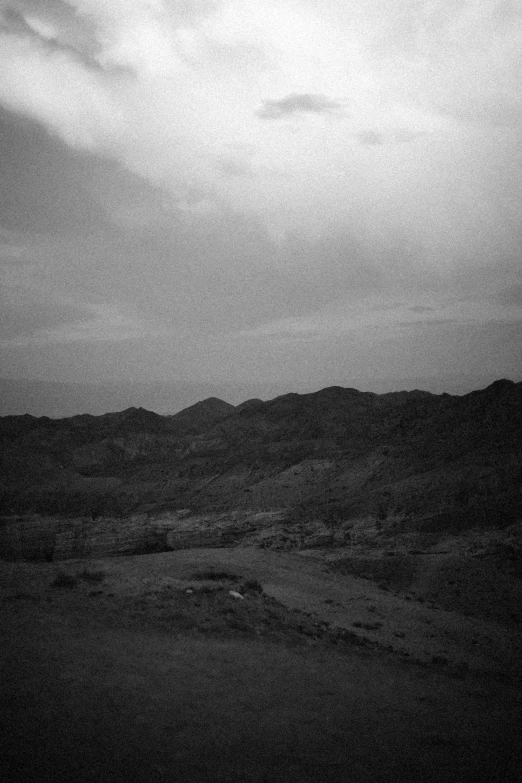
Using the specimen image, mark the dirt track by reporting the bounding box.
[1,547,522,782]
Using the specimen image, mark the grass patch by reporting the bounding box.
[190,570,240,582]
[51,571,78,589]
[7,592,34,601]
[79,569,106,584]
[242,578,264,594]
[331,555,417,592]
[188,572,264,595]
[352,621,383,631]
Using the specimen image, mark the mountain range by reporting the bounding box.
[0,373,511,417]
[1,379,521,537]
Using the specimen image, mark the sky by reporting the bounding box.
[1,0,521,409]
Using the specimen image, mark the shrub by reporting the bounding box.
[190,570,240,582]
[51,571,78,589]
[243,578,264,594]
[79,569,105,584]
[352,621,382,631]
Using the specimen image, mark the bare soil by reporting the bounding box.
[1,546,521,783]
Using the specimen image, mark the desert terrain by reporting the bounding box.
[2,381,522,781]
[2,526,522,783]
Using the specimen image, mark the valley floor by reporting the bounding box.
[1,546,521,783]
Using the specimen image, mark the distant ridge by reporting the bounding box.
[2,374,519,418]
[0,378,239,418]
[1,380,521,530]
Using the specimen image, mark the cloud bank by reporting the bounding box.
[0,1,521,390]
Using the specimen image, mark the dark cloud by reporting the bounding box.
[0,106,177,237]
[0,2,105,72]
[410,305,435,313]
[0,287,93,340]
[105,219,359,333]
[4,215,386,342]
[256,93,341,119]
[0,103,468,350]
[0,107,109,234]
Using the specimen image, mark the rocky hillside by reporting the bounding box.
[1,381,521,537]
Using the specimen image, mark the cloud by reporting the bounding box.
[72,0,184,78]
[355,126,427,146]
[1,1,520,238]
[438,95,522,128]
[256,93,342,119]
[216,156,255,179]
[23,13,59,41]
[397,318,458,329]
[0,2,102,70]
[355,130,384,146]
[0,286,95,341]
[0,31,123,150]
[1,1,522,389]
[0,107,114,233]
[497,283,522,307]
[398,1,522,129]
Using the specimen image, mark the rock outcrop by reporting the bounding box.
[0,511,285,561]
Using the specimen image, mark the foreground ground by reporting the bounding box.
[1,545,521,783]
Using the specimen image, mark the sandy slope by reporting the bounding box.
[1,547,521,783]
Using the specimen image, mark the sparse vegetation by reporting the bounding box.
[2,383,522,783]
[190,570,241,581]
[51,571,78,589]
[352,621,383,630]
[242,578,264,593]
[2,380,521,530]
[79,569,105,584]
[331,555,417,592]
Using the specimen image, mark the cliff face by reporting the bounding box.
[0,511,286,561]
[1,381,521,543]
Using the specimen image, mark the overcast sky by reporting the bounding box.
[1,0,521,400]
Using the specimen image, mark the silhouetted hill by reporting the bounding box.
[235,399,264,412]
[168,397,236,434]
[1,381,521,531]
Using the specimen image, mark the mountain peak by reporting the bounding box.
[485,379,516,391]
[169,396,235,434]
